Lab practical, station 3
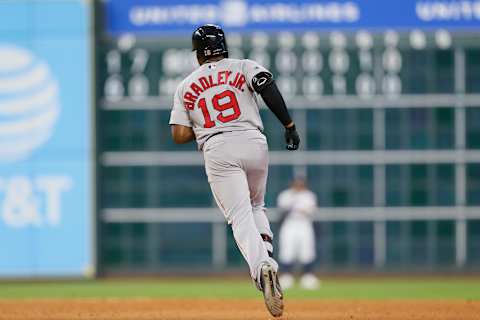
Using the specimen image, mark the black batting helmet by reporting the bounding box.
[192,24,228,59]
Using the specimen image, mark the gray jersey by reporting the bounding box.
[169,58,269,150]
[169,57,278,281]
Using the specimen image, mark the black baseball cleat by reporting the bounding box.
[258,262,284,317]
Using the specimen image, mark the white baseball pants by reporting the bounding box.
[279,219,316,264]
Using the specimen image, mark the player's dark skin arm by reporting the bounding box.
[171,124,195,144]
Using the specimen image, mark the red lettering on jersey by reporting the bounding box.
[216,70,232,86]
[190,83,203,96]
[225,70,232,83]
[184,101,194,110]
[183,91,196,110]
[234,74,246,91]
[184,92,197,104]
[208,75,216,87]
[183,71,242,111]
[229,72,240,86]
[217,71,226,85]
[198,77,211,91]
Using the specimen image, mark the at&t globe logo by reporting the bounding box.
[0,44,60,163]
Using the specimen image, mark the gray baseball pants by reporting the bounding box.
[203,129,278,280]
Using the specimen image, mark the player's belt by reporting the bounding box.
[205,131,225,143]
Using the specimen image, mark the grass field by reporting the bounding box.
[1,277,479,319]
[1,277,480,300]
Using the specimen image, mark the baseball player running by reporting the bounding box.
[277,176,320,290]
[169,24,300,317]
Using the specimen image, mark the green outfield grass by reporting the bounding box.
[0,277,479,300]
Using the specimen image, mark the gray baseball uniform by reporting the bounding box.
[169,58,278,280]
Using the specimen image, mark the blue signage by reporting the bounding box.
[105,0,480,35]
[0,1,93,277]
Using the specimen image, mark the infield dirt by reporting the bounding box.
[0,298,478,320]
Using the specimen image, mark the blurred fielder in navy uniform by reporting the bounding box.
[169,24,300,317]
[277,176,320,290]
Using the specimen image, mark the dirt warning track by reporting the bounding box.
[0,298,478,320]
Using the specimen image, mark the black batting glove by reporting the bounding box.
[285,125,300,150]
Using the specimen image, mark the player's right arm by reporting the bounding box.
[169,83,196,144]
[243,59,300,151]
[277,191,292,227]
[171,125,195,144]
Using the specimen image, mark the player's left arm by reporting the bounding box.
[244,60,300,150]
[256,77,300,151]
[301,192,317,217]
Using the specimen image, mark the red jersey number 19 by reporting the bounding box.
[198,90,241,128]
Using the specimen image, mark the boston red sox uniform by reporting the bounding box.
[169,58,278,281]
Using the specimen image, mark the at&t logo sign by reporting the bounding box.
[0,44,60,162]
[0,45,71,228]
